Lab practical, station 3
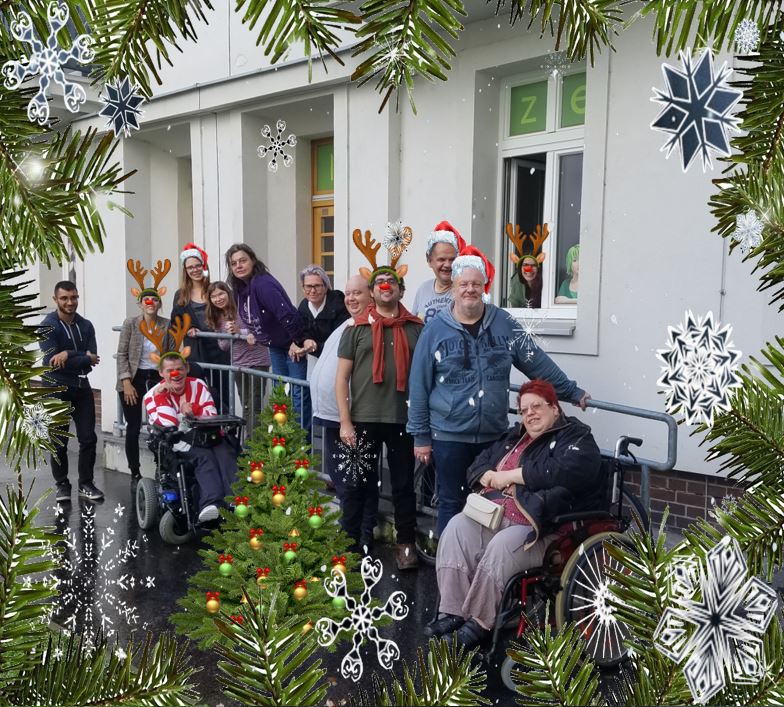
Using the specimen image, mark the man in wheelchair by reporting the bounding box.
[143,351,237,524]
[426,378,605,650]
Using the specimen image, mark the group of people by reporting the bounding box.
[40,220,600,651]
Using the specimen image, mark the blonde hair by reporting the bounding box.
[205,281,236,330]
[177,260,211,306]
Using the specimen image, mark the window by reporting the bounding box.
[499,70,585,317]
[311,138,334,279]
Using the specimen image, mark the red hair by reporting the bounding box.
[518,379,560,411]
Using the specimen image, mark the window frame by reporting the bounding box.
[498,68,586,325]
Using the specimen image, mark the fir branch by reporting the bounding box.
[494,0,622,64]
[351,0,467,113]
[349,637,489,707]
[89,0,214,96]
[214,587,327,707]
[235,0,360,74]
[505,620,603,706]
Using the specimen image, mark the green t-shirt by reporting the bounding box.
[558,279,578,299]
[338,321,421,425]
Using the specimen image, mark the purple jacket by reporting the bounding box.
[233,272,305,349]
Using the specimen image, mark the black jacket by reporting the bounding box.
[466,414,603,546]
[297,289,350,357]
[39,311,97,388]
[170,291,229,366]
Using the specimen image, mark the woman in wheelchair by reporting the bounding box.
[427,378,604,650]
[143,350,237,524]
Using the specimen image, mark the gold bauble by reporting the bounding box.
[288,528,301,538]
[293,586,307,601]
[240,594,248,605]
[333,563,347,576]
[250,469,265,485]
[310,576,320,583]
[301,620,314,635]
[249,536,262,550]
[273,411,288,425]
[206,598,220,614]
[272,492,285,507]
[256,577,267,588]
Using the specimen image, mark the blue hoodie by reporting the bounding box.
[406,303,585,446]
[39,311,97,388]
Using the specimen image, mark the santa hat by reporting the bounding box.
[180,242,209,277]
[426,221,467,256]
[451,245,496,302]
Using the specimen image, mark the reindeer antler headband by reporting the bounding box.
[127,259,171,300]
[506,223,550,267]
[140,313,192,367]
[353,224,412,285]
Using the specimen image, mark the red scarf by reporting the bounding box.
[352,303,423,391]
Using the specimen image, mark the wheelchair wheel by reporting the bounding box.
[159,510,193,545]
[136,478,158,530]
[413,461,438,565]
[620,488,649,532]
[555,531,632,668]
[500,654,518,693]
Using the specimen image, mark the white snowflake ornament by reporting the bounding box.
[333,431,378,485]
[257,120,297,172]
[99,76,145,138]
[731,210,764,255]
[2,1,94,125]
[734,19,761,55]
[22,403,53,441]
[651,49,742,172]
[511,308,547,362]
[654,536,778,703]
[383,221,412,259]
[656,310,742,426]
[541,50,571,78]
[315,556,408,682]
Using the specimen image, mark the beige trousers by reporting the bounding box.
[436,512,557,630]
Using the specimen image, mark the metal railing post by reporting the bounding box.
[640,463,651,515]
[228,338,236,416]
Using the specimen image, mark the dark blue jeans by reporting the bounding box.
[432,438,495,536]
[268,346,310,437]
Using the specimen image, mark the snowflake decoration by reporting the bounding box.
[315,556,408,682]
[383,221,412,260]
[510,305,547,362]
[654,537,778,704]
[52,647,63,660]
[334,431,378,486]
[98,77,145,138]
[1,1,94,126]
[731,210,764,255]
[22,403,53,441]
[541,50,571,78]
[651,49,742,172]
[257,120,297,173]
[656,310,742,426]
[734,19,760,55]
[46,505,150,642]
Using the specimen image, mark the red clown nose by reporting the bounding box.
[378,282,391,291]
[142,297,158,306]
[523,265,534,273]
[169,370,182,379]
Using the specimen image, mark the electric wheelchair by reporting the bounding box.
[135,415,245,544]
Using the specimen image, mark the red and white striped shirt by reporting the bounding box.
[143,377,217,427]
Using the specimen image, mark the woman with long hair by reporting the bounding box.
[225,243,309,433]
[206,281,270,428]
[171,243,231,411]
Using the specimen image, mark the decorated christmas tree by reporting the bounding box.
[172,382,361,647]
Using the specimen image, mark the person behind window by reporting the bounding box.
[411,221,467,324]
[508,256,543,308]
[171,243,231,409]
[555,244,579,303]
[425,379,603,650]
[206,281,270,427]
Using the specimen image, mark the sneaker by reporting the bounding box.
[454,618,491,650]
[423,613,466,638]
[394,543,419,571]
[55,483,71,503]
[198,505,220,523]
[78,482,104,501]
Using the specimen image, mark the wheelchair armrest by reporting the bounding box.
[550,510,613,525]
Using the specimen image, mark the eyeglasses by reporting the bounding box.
[185,264,203,272]
[142,297,160,305]
[519,401,550,417]
[303,284,324,291]
[373,278,398,286]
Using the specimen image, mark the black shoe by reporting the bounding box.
[55,483,71,503]
[78,482,104,501]
[130,469,142,481]
[454,618,491,650]
[424,613,465,638]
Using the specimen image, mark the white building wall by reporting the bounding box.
[54,6,777,476]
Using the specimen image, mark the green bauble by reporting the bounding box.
[284,550,297,563]
[218,562,233,577]
[272,445,286,458]
[308,514,323,529]
[332,596,346,610]
[235,503,249,518]
[294,467,309,481]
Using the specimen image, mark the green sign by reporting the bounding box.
[561,72,586,128]
[316,142,334,192]
[509,81,547,136]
